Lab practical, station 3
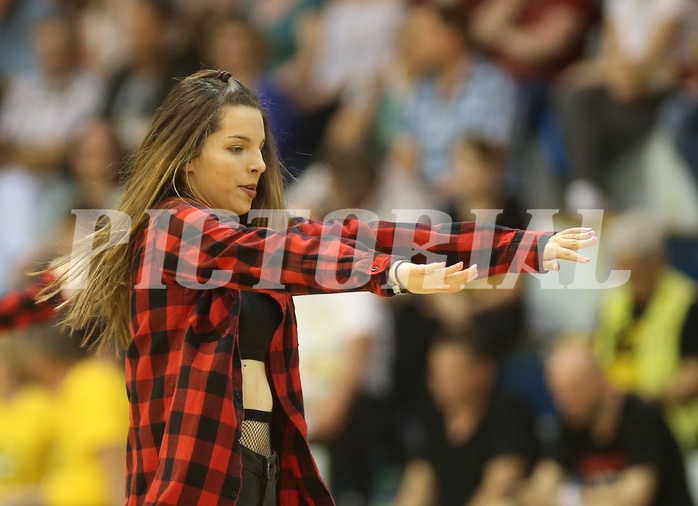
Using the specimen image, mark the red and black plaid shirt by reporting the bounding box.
[125,198,552,505]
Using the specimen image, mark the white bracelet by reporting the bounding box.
[389,260,410,295]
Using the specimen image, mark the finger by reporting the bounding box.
[423,261,446,274]
[443,264,478,285]
[555,235,597,251]
[426,261,465,285]
[559,227,595,235]
[543,260,560,272]
[560,230,596,242]
[443,261,464,274]
[556,246,590,263]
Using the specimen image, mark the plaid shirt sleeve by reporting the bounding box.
[149,203,552,295]
[0,272,60,332]
[144,203,398,295]
[290,217,554,277]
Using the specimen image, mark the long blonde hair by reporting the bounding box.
[41,69,288,352]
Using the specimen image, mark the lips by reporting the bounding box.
[239,183,257,199]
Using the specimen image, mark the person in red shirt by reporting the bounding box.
[33,69,596,505]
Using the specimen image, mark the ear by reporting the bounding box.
[184,157,197,175]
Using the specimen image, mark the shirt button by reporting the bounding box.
[234,391,242,401]
[371,266,378,272]
[338,265,343,271]
[231,490,237,498]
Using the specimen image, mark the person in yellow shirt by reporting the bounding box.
[594,212,698,453]
[0,336,53,498]
[0,324,128,506]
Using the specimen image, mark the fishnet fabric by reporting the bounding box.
[239,420,272,456]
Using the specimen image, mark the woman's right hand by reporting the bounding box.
[391,261,478,294]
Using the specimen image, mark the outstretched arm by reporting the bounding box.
[140,203,596,296]
[294,217,595,278]
[0,272,60,332]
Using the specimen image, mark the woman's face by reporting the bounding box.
[186,105,267,214]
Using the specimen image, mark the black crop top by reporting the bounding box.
[238,291,282,361]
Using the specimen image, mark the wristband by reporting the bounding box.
[389,260,410,295]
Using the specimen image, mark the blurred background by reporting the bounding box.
[0,0,698,505]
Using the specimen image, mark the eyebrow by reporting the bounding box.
[227,135,265,145]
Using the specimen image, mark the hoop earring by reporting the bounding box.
[172,166,185,201]
[175,165,212,209]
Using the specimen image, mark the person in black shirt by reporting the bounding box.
[395,333,538,506]
[520,340,693,506]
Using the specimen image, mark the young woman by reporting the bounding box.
[41,69,595,506]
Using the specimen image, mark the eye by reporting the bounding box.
[229,146,244,154]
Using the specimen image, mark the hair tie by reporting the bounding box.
[215,70,233,83]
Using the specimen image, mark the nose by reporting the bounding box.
[250,149,266,174]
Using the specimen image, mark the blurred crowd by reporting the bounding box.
[1,0,698,505]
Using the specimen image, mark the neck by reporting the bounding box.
[435,53,470,96]
[442,388,490,443]
[42,361,74,391]
[0,381,20,401]
[589,390,623,446]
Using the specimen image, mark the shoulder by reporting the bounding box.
[2,73,39,100]
[620,395,666,434]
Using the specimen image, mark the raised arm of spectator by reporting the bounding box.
[468,455,531,506]
[472,0,589,66]
[394,459,437,506]
[602,7,683,98]
[517,459,564,506]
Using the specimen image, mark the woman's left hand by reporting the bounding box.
[543,227,597,272]
[392,260,479,294]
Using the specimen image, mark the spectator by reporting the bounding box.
[467,0,596,186]
[275,0,405,174]
[0,14,103,175]
[556,0,690,210]
[0,0,54,84]
[441,137,528,228]
[0,13,103,292]
[67,120,123,209]
[201,16,301,175]
[661,4,698,184]
[175,0,239,36]
[285,146,383,220]
[594,212,698,452]
[100,0,192,152]
[0,336,53,499]
[324,7,422,157]
[521,339,693,506]
[289,145,396,504]
[0,323,128,506]
[425,137,531,358]
[240,0,322,72]
[469,0,595,83]
[280,0,404,106]
[73,0,134,77]
[294,292,395,506]
[388,3,517,206]
[395,333,538,506]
